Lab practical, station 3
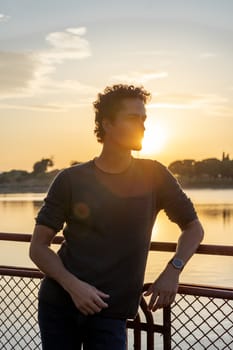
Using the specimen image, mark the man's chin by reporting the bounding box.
[132,144,142,151]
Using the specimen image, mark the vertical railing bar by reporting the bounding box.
[139,297,154,350]
[133,314,142,350]
[163,306,172,350]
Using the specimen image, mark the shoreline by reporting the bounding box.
[1,184,233,194]
[0,185,49,194]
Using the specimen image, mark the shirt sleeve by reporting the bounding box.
[35,169,71,232]
[154,161,198,230]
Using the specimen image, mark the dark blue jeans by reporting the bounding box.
[38,300,127,350]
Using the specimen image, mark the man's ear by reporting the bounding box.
[102,118,113,133]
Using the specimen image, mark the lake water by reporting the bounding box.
[0,189,233,287]
[1,189,233,349]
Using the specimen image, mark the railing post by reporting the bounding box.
[163,305,171,350]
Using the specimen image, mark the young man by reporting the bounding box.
[30,84,204,350]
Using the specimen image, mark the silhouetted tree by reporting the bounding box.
[222,152,230,161]
[0,170,28,183]
[70,161,81,166]
[33,158,54,175]
[169,155,233,180]
[169,159,195,177]
[194,158,221,178]
[221,158,233,178]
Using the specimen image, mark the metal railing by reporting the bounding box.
[1,232,233,350]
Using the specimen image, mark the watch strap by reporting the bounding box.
[168,257,185,271]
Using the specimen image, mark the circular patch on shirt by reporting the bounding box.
[73,202,90,220]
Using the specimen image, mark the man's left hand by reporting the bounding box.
[144,264,180,311]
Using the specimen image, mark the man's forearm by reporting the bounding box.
[29,239,77,292]
[29,225,110,315]
[145,219,204,311]
[173,219,204,265]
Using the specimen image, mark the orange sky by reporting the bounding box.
[1,1,233,172]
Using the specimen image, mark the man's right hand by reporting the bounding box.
[30,225,110,316]
[67,278,110,315]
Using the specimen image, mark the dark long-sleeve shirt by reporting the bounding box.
[36,158,197,319]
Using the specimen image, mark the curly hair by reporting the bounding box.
[93,84,151,143]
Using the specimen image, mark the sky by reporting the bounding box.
[1,0,233,172]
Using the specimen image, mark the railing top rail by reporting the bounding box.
[0,265,43,278]
[178,282,233,300]
[150,241,233,256]
[0,232,64,244]
[1,232,233,256]
[1,265,233,300]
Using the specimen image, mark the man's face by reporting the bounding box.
[103,98,146,151]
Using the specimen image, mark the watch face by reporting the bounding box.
[172,258,184,269]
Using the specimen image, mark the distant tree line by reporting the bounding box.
[0,158,82,185]
[1,154,233,188]
[168,153,233,179]
[0,158,56,184]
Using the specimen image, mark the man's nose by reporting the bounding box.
[140,119,145,131]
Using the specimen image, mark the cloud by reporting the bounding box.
[40,27,91,64]
[0,103,65,112]
[111,71,168,84]
[199,52,217,59]
[0,27,92,104]
[0,14,10,22]
[28,79,98,110]
[148,103,195,110]
[148,92,233,117]
[151,93,227,105]
[124,50,177,57]
[0,52,40,98]
[65,27,87,36]
[0,76,98,111]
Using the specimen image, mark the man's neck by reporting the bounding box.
[95,145,132,174]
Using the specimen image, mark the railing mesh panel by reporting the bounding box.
[1,273,233,350]
[0,275,41,350]
[171,294,233,350]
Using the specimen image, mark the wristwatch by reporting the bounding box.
[169,257,185,271]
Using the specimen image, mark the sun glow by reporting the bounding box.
[140,120,168,156]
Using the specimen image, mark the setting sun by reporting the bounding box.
[140,120,168,156]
